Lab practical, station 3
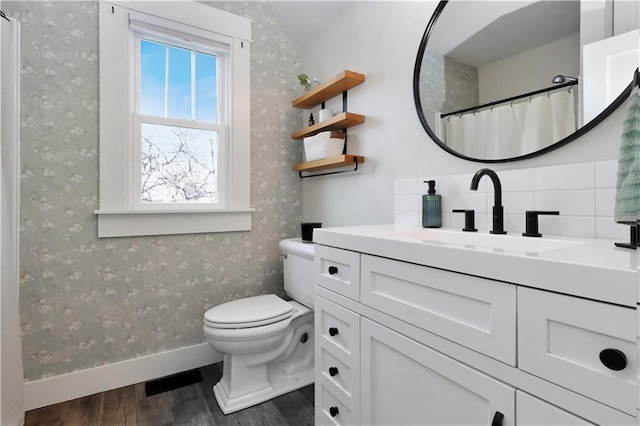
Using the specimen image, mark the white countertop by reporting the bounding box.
[314,224,640,307]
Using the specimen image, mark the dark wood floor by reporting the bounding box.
[24,363,315,426]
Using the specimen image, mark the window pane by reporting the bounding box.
[168,46,192,120]
[195,52,217,123]
[140,40,166,116]
[141,122,218,203]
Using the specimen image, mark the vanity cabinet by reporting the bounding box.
[314,239,638,425]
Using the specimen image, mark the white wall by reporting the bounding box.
[478,33,580,104]
[301,1,632,227]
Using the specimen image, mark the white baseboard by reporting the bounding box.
[23,342,223,411]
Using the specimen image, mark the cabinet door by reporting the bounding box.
[516,391,594,426]
[360,318,514,426]
[518,287,637,415]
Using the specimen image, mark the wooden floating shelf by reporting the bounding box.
[292,70,365,109]
[292,112,365,140]
[292,155,365,173]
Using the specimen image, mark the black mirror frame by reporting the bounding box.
[413,0,639,163]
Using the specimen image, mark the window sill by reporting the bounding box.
[95,208,254,238]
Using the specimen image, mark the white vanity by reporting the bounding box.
[312,225,639,425]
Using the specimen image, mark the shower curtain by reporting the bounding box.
[444,89,576,158]
[0,14,24,426]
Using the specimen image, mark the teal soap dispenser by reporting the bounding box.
[422,180,442,228]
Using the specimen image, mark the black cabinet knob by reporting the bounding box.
[329,406,339,417]
[329,366,339,376]
[491,411,504,426]
[599,348,627,371]
[329,327,339,336]
[328,266,338,275]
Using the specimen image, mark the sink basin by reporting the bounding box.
[387,228,583,254]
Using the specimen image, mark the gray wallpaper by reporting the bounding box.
[4,1,304,381]
[419,50,478,130]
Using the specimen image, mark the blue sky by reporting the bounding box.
[140,39,218,123]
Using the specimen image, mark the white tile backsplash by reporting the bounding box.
[596,189,616,217]
[450,193,489,214]
[450,173,487,193]
[394,160,627,240]
[596,217,629,240]
[394,195,421,212]
[596,160,618,189]
[539,215,596,238]
[499,168,535,192]
[534,190,595,216]
[503,215,526,235]
[535,163,595,190]
[394,210,421,227]
[502,191,535,215]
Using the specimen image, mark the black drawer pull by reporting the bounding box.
[328,266,338,275]
[329,406,339,417]
[599,348,627,371]
[329,366,339,376]
[491,411,504,426]
[329,327,339,337]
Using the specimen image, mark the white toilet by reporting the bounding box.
[203,238,315,414]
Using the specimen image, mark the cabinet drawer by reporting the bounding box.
[361,254,516,365]
[518,287,637,415]
[516,391,594,425]
[315,295,360,366]
[315,245,360,300]
[318,346,356,401]
[315,379,357,426]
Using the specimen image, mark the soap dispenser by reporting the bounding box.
[422,180,442,228]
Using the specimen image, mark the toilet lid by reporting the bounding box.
[204,294,294,329]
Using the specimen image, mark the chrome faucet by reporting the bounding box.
[470,168,506,234]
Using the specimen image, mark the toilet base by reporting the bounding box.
[213,361,314,414]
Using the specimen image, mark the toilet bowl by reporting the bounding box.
[203,239,315,414]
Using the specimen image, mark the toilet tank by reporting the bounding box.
[279,238,315,309]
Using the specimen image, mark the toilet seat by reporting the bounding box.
[204,294,294,329]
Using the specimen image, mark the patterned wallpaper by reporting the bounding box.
[3,1,304,381]
[419,50,478,132]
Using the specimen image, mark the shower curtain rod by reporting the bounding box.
[441,80,577,119]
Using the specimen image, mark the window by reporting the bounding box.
[134,35,226,207]
[97,1,252,238]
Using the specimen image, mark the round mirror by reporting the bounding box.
[414,0,637,163]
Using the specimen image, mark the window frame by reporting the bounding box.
[97,1,252,238]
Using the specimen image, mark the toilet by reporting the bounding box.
[203,238,315,414]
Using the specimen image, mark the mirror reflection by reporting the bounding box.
[415,0,639,162]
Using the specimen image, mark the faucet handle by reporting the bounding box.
[452,209,478,232]
[523,210,559,237]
